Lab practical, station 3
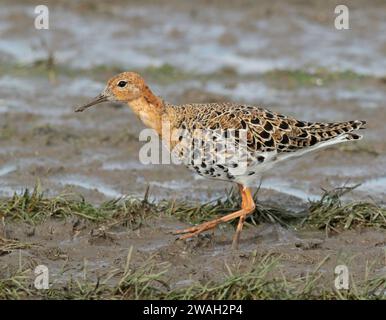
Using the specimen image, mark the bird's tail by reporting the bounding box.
[306,120,366,142]
[285,120,367,154]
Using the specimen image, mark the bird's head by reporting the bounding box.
[75,72,148,112]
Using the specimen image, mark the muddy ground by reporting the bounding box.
[0,0,386,298]
[1,211,386,297]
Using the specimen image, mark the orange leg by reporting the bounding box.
[173,184,256,249]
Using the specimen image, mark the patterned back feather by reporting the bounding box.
[165,103,366,156]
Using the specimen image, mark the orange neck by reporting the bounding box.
[128,86,165,135]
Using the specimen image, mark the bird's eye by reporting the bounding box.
[117,80,127,88]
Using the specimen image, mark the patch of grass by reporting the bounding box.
[0,247,171,300]
[160,189,238,224]
[1,253,384,300]
[166,254,289,299]
[0,61,190,83]
[302,185,386,233]
[3,59,382,92]
[166,255,386,300]
[0,186,299,228]
[2,184,385,232]
[0,123,16,140]
[162,184,386,233]
[113,247,170,299]
[0,61,121,79]
[0,237,34,256]
[0,186,158,228]
[143,63,193,84]
[161,188,301,227]
[0,271,32,299]
[264,68,366,88]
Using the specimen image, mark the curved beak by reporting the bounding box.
[74,94,108,112]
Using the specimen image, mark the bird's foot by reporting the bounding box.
[173,220,219,240]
